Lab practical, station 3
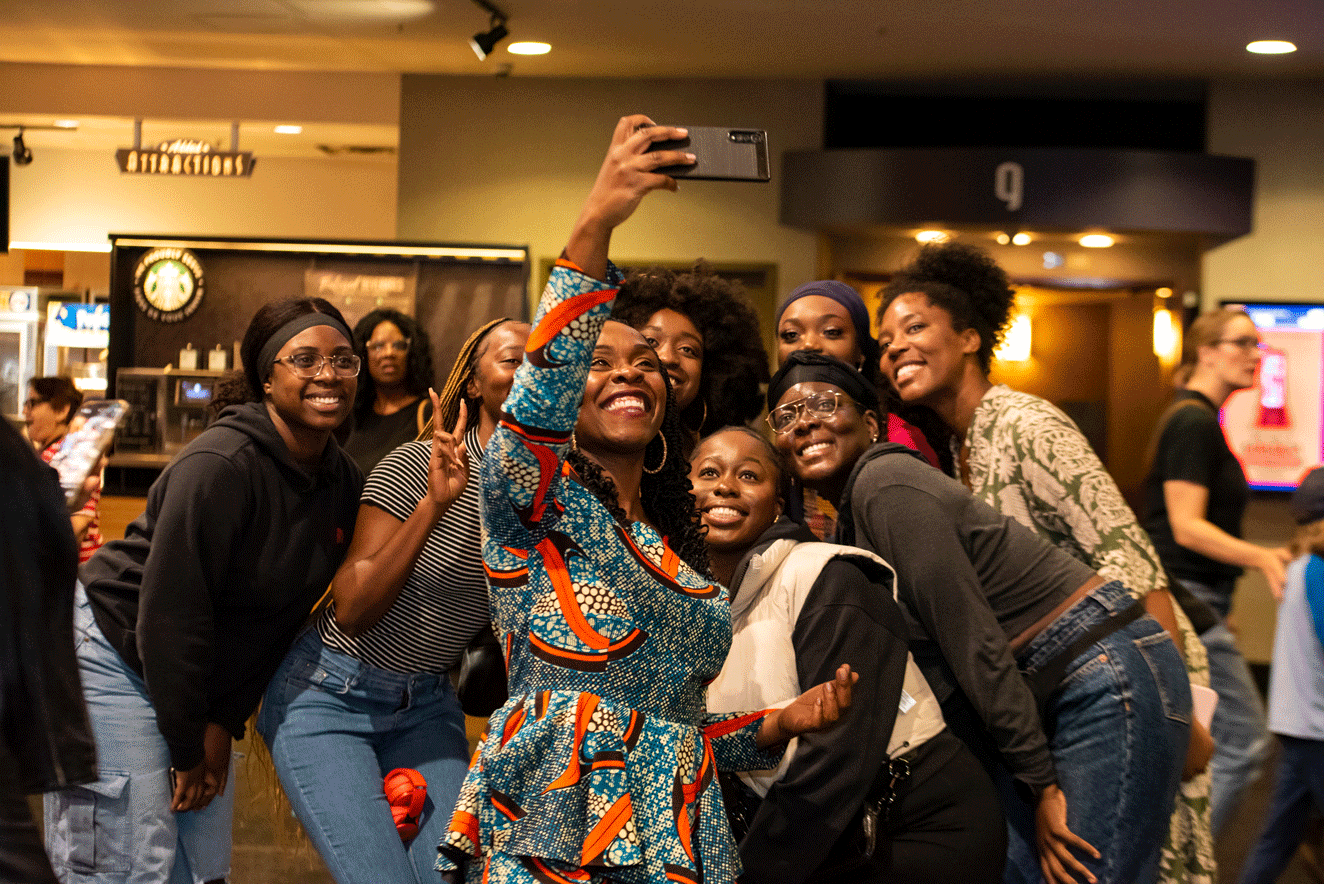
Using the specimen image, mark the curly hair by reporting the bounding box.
[212,297,352,413]
[351,308,436,422]
[880,241,1015,375]
[612,262,769,437]
[568,363,711,578]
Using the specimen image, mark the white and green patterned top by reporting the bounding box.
[962,384,1166,597]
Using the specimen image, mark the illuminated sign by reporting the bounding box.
[116,138,255,177]
[134,248,206,322]
[47,302,110,348]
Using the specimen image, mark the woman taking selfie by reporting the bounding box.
[695,426,1005,884]
[23,375,103,562]
[43,298,363,883]
[437,116,855,884]
[768,350,1190,884]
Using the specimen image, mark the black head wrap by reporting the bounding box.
[766,350,880,414]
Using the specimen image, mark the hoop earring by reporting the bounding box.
[642,432,668,474]
[697,400,708,432]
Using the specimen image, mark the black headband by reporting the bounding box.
[257,313,354,383]
[767,350,880,414]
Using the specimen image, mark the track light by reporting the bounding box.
[12,128,32,166]
[470,15,509,60]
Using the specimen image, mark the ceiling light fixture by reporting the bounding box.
[1011,232,1032,246]
[915,229,949,244]
[994,232,1011,245]
[1247,40,1296,54]
[1079,233,1115,248]
[12,128,32,166]
[508,41,550,55]
[273,124,303,135]
[468,0,510,60]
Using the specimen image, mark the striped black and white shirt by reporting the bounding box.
[317,427,489,674]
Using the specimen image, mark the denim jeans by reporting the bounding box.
[1238,735,1324,884]
[1179,578,1272,835]
[43,584,235,884]
[1002,581,1191,884]
[257,628,471,884]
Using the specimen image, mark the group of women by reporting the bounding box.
[38,115,1279,884]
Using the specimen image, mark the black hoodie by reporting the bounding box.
[81,401,362,770]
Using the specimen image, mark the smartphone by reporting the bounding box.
[47,399,129,509]
[645,126,770,182]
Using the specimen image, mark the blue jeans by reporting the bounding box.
[1238,735,1324,884]
[1002,581,1191,884]
[257,629,471,884]
[1180,578,1273,835]
[43,584,235,884]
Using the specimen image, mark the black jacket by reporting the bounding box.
[80,401,362,770]
[0,420,96,793]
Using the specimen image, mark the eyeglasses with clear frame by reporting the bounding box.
[766,390,850,434]
[273,353,362,379]
[365,339,410,355]
[1213,336,1263,351]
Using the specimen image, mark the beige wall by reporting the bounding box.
[395,76,824,315]
[0,63,400,250]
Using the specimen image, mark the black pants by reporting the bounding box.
[0,744,59,884]
[812,731,1007,884]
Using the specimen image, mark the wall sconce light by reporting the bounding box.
[1153,308,1181,368]
[995,313,1032,362]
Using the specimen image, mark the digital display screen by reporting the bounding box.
[175,378,214,407]
[1219,302,1324,491]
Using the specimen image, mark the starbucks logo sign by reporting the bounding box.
[134,248,205,323]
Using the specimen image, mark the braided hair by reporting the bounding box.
[423,317,518,437]
[568,361,711,578]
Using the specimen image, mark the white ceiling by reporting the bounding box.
[2,0,1320,80]
[0,0,1320,156]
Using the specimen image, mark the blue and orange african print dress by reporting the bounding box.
[438,259,779,884]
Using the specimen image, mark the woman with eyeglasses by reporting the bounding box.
[876,242,1216,884]
[258,316,530,884]
[767,350,1191,884]
[43,298,363,884]
[344,308,437,475]
[1141,307,1287,837]
[23,375,103,563]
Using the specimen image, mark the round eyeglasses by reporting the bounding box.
[273,353,362,379]
[766,390,848,434]
[1213,336,1263,351]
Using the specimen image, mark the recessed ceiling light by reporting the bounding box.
[1011,232,1032,246]
[1247,40,1296,54]
[994,232,1011,245]
[915,229,949,243]
[1080,234,1115,248]
[54,119,79,129]
[508,41,551,55]
[274,125,303,135]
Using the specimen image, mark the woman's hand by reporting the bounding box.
[428,392,469,507]
[756,664,857,748]
[171,722,232,812]
[1184,718,1214,780]
[564,115,695,280]
[1035,783,1100,884]
[1258,546,1292,601]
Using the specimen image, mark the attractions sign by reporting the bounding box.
[116,138,255,178]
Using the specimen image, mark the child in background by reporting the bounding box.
[1238,466,1324,884]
